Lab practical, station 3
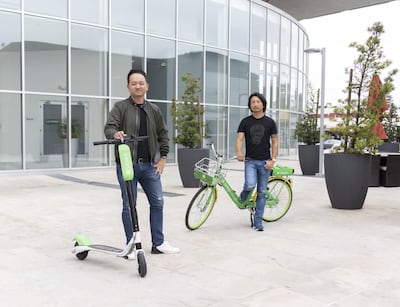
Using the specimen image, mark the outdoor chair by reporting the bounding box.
[379,155,400,187]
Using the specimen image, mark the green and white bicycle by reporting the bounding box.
[185,142,294,230]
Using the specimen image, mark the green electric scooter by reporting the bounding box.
[72,136,148,278]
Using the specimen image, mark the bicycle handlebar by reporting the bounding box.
[93,135,149,146]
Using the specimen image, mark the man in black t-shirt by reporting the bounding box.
[236,92,278,231]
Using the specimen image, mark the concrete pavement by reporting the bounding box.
[1,158,400,307]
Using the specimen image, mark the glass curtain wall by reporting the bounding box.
[0,0,309,171]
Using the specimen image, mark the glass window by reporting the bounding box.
[71,0,108,25]
[229,0,249,53]
[71,24,108,96]
[111,31,144,97]
[71,97,108,168]
[291,24,299,68]
[25,94,67,169]
[177,43,203,99]
[279,64,290,109]
[280,17,291,65]
[230,52,249,107]
[0,93,21,170]
[267,61,279,109]
[25,16,67,93]
[290,68,298,110]
[205,0,228,48]
[206,105,228,153]
[147,0,175,38]
[251,3,266,56]
[0,0,19,9]
[0,11,21,91]
[228,106,248,156]
[250,57,265,95]
[25,0,67,18]
[205,47,228,104]
[298,30,305,72]
[146,37,175,101]
[111,0,144,32]
[178,0,203,42]
[267,9,279,61]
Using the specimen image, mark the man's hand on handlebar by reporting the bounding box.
[114,131,127,139]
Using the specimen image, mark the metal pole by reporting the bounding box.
[318,48,326,176]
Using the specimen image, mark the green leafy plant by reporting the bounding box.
[58,119,81,139]
[382,99,400,142]
[294,85,320,145]
[330,22,397,154]
[170,73,205,149]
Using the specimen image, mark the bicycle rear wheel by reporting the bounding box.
[185,185,217,230]
[263,178,292,222]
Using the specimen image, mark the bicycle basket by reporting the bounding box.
[194,158,226,185]
[271,165,294,176]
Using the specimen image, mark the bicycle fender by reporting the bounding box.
[73,234,93,246]
[119,144,134,181]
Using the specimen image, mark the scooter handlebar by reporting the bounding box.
[93,136,149,146]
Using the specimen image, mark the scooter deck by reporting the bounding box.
[90,244,123,253]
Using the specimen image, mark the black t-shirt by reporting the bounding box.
[237,115,277,160]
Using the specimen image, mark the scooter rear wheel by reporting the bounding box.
[137,251,147,277]
[74,242,88,260]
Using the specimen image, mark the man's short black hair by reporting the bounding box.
[127,69,148,84]
[248,92,267,112]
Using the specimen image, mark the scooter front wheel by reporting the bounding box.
[137,251,147,277]
[74,242,89,260]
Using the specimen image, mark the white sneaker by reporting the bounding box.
[151,241,180,254]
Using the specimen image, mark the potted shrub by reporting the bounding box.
[170,73,209,187]
[58,119,81,167]
[294,86,320,175]
[325,22,397,209]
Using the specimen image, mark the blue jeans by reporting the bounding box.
[240,160,271,227]
[116,162,164,246]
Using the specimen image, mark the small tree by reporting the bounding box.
[294,85,320,145]
[382,99,400,142]
[170,73,205,149]
[330,22,397,154]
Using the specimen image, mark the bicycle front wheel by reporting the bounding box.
[185,185,217,230]
[263,178,292,222]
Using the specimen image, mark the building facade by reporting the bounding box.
[0,0,309,171]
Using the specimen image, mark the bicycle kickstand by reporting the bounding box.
[247,207,255,228]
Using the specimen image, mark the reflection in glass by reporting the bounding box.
[230,52,249,107]
[251,3,266,56]
[267,61,279,109]
[279,65,290,109]
[25,0,67,18]
[291,25,299,68]
[0,0,19,9]
[290,68,298,111]
[0,93,21,170]
[71,24,108,96]
[228,106,248,155]
[0,11,21,91]
[230,0,249,53]
[205,105,228,154]
[177,43,203,99]
[25,95,67,169]
[205,48,228,104]
[250,57,265,95]
[267,10,280,61]
[111,0,144,31]
[25,16,67,93]
[280,17,291,65]
[178,0,203,42]
[111,31,144,97]
[147,0,175,38]
[206,0,228,48]
[146,37,175,101]
[71,0,108,25]
[72,97,108,168]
